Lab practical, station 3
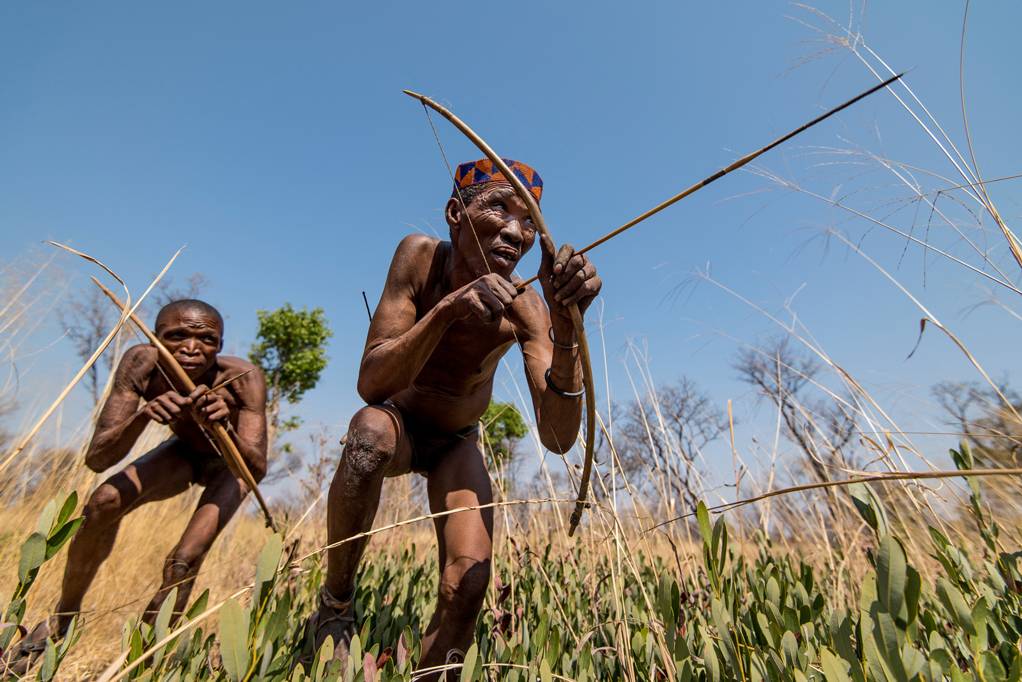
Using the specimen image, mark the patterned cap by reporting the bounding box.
[453,158,543,203]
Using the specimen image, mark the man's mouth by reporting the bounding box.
[491,246,519,266]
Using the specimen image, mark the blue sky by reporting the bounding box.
[2,1,1020,490]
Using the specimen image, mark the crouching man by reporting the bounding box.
[7,299,267,674]
[306,159,601,674]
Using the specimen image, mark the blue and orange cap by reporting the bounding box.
[453,158,543,203]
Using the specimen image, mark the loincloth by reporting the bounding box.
[179,447,230,487]
[384,401,479,474]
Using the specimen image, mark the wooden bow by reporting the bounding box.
[404,90,597,536]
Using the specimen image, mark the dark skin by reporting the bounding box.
[24,307,266,647]
[315,182,601,674]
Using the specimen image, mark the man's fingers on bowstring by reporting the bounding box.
[562,273,602,308]
[159,392,190,409]
[146,402,172,424]
[480,274,517,305]
[478,289,506,321]
[188,385,209,402]
[203,399,230,422]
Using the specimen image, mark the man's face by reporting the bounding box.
[448,183,537,277]
[155,307,223,379]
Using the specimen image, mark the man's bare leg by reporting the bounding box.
[142,466,246,623]
[309,405,411,655]
[418,437,493,675]
[324,405,410,599]
[56,440,196,634]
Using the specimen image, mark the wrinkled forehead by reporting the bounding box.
[155,307,223,334]
[474,183,518,201]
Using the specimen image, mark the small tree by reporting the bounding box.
[249,304,332,454]
[481,400,528,488]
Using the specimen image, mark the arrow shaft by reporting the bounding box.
[517,72,903,288]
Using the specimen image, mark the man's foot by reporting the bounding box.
[2,619,57,678]
[304,586,355,663]
[439,649,466,681]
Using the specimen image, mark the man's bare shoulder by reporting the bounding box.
[216,356,267,405]
[216,355,259,374]
[393,233,441,266]
[111,344,159,392]
[119,344,159,374]
[385,234,446,296]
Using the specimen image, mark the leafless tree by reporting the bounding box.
[58,287,117,405]
[150,273,210,309]
[933,380,1022,466]
[734,338,857,484]
[615,377,728,511]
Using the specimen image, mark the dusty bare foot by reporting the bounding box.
[2,619,57,678]
[303,586,355,665]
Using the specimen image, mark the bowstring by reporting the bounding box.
[419,104,533,372]
[419,103,580,470]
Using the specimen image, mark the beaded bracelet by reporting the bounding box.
[548,327,579,350]
[545,368,585,398]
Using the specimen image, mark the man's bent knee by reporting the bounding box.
[83,484,125,525]
[340,406,400,481]
[438,557,491,615]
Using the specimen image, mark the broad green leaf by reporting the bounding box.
[55,492,79,528]
[936,578,976,637]
[255,533,283,589]
[218,598,250,682]
[971,597,991,652]
[461,643,479,682]
[696,501,712,549]
[39,638,57,681]
[35,497,59,535]
[781,631,798,668]
[876,535,907,618]
[848,482,888,538]
[820,649,851,682]
[872,612,908,682]
[45,518,83,560]
[18,532,47,583]
[702,639,721,682]
[903,566,921,626]
[185,589,210,621]
[152,587,177,668]
[538,658,552,682]
[980,652,1007,682]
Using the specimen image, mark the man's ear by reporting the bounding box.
[444,196,463,236]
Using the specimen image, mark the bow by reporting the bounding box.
[404,90,597,537]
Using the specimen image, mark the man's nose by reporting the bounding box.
[501,219,525,245]
[180,340,200,354]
